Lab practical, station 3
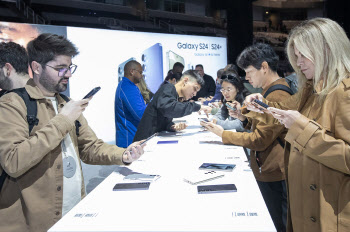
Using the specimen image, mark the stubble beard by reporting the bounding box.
[39,70,68,93]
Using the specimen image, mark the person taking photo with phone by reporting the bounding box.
[0,33,144,232]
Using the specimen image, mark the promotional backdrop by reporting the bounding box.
[0,22,227,143]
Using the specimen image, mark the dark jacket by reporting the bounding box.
[191,74,216,101]
[133,82,201,141]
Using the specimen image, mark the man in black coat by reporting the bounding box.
[133,70,212,141]
[191,64,216,101]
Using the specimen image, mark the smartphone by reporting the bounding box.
[112,182,150,191]
[253,99,269,110]
[197,184,237,194]
[198,118,210,122]
[83,87,101,99]
[124,174,160,182]
[199,163,236,172]
[142,43,163,93]
[140,132,158,145]
[225,103,237,111]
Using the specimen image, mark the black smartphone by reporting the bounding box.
[140,132,158,145]
[197,184,237,194]
[225,103,237,111]
[198,118,210,122]
[112,182,150,191]
[253,99,269,109]
[83,87,101,99]
[199,163,236,172]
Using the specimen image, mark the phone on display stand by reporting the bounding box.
[113,182,151,191]
[83,87,101,99]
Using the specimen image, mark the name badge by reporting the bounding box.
[63,156,77,178]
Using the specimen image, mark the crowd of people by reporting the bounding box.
[0,17,350,232]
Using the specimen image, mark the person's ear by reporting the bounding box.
[261,61,269,74]
[4,63,13,77]
[31,61,41,75]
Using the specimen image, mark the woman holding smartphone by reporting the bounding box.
[211,71,249,131]
[245,18,350,232]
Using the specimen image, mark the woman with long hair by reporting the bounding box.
[245,18,350,231]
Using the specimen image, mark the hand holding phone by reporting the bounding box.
[225,103,236,111]
[140,132,158,145]
[198,118,210,123]
[83,87,101,99]
[252,99,269,111]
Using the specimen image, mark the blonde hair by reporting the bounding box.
[137,77,152,103]
[286,18,350,99]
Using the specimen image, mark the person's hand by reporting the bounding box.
[212,118,217,124]
[228,101,246,121]
[171,122,188,131]
[244,93,264,113]
[206,96,214,101]
[199,121,224,137]
[59,98,90,123]
[268,107,304,128]
[122,141,145,164]
[200,105,212,117]
[198,97,206,103]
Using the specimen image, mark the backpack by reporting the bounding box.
[284,73,298,94]
[263,84,294,148]
[0,88,81,192]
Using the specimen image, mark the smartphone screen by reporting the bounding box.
[199,163,236,172]
[198,118,210,122]
[112,182,150,191]
[197,184,237,194]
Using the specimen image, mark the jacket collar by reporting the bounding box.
[25,78,68,105]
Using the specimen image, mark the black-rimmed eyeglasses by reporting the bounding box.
[45,64,78,77]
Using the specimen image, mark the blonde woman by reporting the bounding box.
[137,76,154,104]
[245,18,350,231]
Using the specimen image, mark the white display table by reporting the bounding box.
[49,114,276,232]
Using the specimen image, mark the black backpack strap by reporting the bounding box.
[263,84,294,149]
[9,88,39,135]
[59,93,81,136]
[0,170,8,192]
[263,84,293,98]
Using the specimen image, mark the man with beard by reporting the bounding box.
[0,42,30,96]
[115,60,146,148]
[0,33,145,232]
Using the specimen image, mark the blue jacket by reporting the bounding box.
[115,77,146,147]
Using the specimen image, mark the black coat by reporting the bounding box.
[133,82,201,141]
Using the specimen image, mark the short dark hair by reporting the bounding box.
[217,68,225,78]
[27,33,79,66]
[173,62,184,69]
[195,64,204,69]
[0,42,29,74]
[236,43,279,72]
[165,70,182,82]
[124,60,141,74]
[181,69,205,87]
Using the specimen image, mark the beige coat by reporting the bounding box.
[222,78,291,182]
[246,79,350,231]
[0,79,126,232]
